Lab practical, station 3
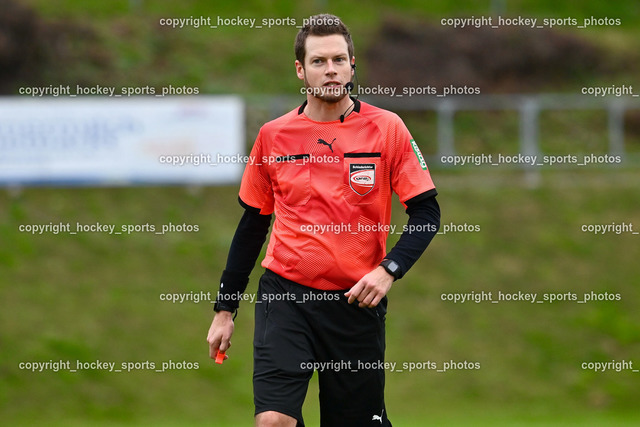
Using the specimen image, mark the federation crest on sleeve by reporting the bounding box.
[349,163,375,195]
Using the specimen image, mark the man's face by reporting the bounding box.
[296,34,354,103]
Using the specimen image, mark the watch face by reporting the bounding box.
[382,260,399,277]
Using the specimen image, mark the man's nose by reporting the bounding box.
[325,60,337,75]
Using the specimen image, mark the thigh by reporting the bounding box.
[253,270,315,425]
[315,296,392,426]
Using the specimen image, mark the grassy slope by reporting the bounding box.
[18,0,640,94]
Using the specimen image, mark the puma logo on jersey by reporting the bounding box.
[317,138,336,152]
[372,409,384,423]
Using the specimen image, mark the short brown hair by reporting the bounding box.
[294,14,354,65]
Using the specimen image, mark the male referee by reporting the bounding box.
[207,14,440,427]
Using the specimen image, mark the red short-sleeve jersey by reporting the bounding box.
[239,99,436,290]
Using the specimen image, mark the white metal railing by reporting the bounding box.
[364,94,640,163]
[260,93,640,170]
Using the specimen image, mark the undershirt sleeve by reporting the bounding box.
[384,191,440,279]
[215,205,272,310]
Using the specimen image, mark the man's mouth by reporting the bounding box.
[323,81,342,87]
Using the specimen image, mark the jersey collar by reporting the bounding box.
[297,96,361,115]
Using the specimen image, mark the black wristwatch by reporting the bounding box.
[379,259,401,281]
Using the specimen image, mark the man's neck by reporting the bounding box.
[303,95,353,122]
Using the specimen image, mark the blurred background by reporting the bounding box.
[1,0,640,425]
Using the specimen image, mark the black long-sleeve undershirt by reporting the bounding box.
[215,192,440,310]
[385,191,440,279]
[216,206,272,311]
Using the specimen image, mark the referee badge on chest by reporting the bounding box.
[349,163,376,196]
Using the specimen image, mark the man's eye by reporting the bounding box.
[312,59,322,64]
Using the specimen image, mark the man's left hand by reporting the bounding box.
[345,266,394,308]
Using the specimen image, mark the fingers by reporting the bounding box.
[207,335,220,359]
[356,287,381,308]
[208,329,233,355]
[369,294,383,308]
[358,289,377,308]
[218,339,231,353]
[207,312,236,360]
[208,337,232,359]
[346,267,393,307]
[344,284,359,304]
[345,279,381,308]
[207,322,233,359]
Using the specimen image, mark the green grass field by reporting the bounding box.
[1,170,639,425]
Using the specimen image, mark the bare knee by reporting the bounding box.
[255,410,297,427]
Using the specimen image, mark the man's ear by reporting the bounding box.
[351,56,356,76]
[295,60,305,81]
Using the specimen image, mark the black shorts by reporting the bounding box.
[253,269,392,427]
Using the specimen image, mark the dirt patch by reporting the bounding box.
[0,0,109,93]
[364,17,605,93]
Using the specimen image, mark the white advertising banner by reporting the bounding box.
[0,96,244,185]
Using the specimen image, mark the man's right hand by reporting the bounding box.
[207,310,235,360]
